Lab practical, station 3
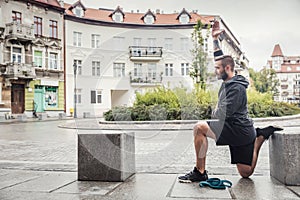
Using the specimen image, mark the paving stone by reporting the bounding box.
[54,180,122,195]
[8,172,76,192]
[0,170,44,190]
[287,186,300,197]
[229,175,299,199]
[0,190,80,200]
[170,175,231,199]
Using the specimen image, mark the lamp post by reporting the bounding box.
[73,61,77,118]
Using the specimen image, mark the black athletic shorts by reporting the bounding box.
[207,120,256,166]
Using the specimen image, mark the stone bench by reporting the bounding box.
[83,112,91,118]
[38,113,48,120]
[17,114,27,121]
[269,127,300,185]
[58,112,66,119]
[78,131,135,181]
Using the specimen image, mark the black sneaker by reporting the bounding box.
[256,125,283,140]
[178,167,208,183]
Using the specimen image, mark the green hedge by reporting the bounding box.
[104,87,300,121]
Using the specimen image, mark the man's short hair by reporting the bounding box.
[220,55,235,72]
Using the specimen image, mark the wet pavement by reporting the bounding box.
[0,116,299,199]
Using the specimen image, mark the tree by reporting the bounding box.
[189,20,210,90]
[249,68,279,94]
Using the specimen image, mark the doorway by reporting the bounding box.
[11,84,25,114]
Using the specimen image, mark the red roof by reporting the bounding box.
[35,0,61,8]
[271,44,284,57]
[64,3,215,25]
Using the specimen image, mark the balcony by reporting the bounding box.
[129,46,163,61]
[2,62,36,80]
[5,21,34,41]
[129,73,162,87]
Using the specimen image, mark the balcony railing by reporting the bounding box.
[129,46,163,60]
[3,62,36,79]
[130,74,162,86]
[5,21,34,41]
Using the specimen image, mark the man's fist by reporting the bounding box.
[212,20,224,38]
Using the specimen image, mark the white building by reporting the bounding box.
[266,44,300,103]
[64,1,248,117]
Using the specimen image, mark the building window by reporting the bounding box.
[148,63,157,80]
[34,50,43,68]
[12,47,22,63]
[91,34,100,48]
[92,61,100,76]
[148,38,156,53]
[165,63,173,76]
[12,11,22,23]
[180,37,189,51]
[287,66,292,71]
[91,90,102,104]
[75,89,82,104]
[133,63,142,77]
[49,20,58,38]
[113,63,125,77]
[179,14,189,24]
[49,52,58,70]
[164,38,173,50]
[181,63,189,76]
[34,16,42,36]
[144,15,154,24]
[133,38,142,46]
[74,6,84,17]
[74,59,82,75]
[45,86,58,108]
[73,31,82,47]
[113,12,124,22]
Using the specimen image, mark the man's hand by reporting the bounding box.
[212,20,224,39]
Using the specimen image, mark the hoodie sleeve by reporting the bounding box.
[211,86,243,120]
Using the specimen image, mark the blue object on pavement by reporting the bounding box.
[199,178,232,189]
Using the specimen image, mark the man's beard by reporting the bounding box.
[217,71,228,81]
[221,71,228,81]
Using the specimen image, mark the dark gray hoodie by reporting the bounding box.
[212,75,253,126]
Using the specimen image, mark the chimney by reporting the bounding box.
[156,9,160,14]
[137,9,139,13]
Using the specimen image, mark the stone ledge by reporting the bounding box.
[78,131,135,181]
[269,126,300,185]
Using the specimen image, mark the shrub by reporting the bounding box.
[103,86,300,121]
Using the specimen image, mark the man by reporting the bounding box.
[178,20,282,183]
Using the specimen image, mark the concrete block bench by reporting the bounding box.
[17,114,27,121]
[269,127,300,185]
[58,112,66,119]
[83,112,91,118]
[78,131,135,181]
[38,113,47,120]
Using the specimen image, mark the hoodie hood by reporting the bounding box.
[225,75,249,88]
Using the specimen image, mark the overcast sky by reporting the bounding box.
[76,0,300,71]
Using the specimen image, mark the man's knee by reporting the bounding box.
[193,122,208,136]
[237,164,253,178]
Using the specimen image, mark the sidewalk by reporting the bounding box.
[0,116,299,199]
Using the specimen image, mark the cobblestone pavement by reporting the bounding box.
[0,116,299,199]
[0,117,299,173]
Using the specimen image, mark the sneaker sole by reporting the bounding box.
[178,179,192,183]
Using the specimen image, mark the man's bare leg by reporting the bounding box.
[194,122,217,173]
[236,126,283,178]
[236,136,265,178]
